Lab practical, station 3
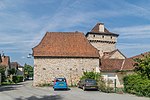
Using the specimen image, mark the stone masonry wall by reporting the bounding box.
[33,57,99,86]
[87,34,118,57]
[109,51,126,59]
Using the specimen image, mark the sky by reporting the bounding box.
[0,0,150,66]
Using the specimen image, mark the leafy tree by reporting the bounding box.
[8,68,16,75]
[24,63,33,79]
[134,53,150,79]
[0,66,6,82]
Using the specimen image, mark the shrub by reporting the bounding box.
[123,74,150,97]
[80,71,101,81]
[17,75,23,82]
[97,78,114,93]
[0,67,6,82]
[12,75,23,83]
[12,76,18,83]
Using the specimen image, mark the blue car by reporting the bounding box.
[53,78,68,90]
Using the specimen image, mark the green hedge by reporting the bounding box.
[123,74,150,97]
[12,75,24,83]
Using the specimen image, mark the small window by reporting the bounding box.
[43,68,46,70]
[93,35,95,37]
[110,36,112,39]
[57,68,59,70]
[102,36,104,38]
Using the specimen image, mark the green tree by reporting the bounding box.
[8,68,16,75]
[24,63,33,79]
[134,53,150,79]
[0,66,6,82]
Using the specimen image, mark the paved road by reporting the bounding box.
[0,81,149,100]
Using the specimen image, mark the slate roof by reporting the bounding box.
[33,32,99,58]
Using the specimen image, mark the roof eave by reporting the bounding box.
[86,32,119,37]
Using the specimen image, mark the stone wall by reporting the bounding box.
[90,42,116,56]
[33,57,99,86]
[109,51,126,59]
[86,34,118,57]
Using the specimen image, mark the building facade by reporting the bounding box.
[33,32,99,86]
[86,23,119,57]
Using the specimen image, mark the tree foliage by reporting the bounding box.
[8,68,16,75]
[80,71,101,81]
[134,53,150,79]
[24,63,33,79]
[124,74,150,97]
[0,65,6,82]
[123,53,150,97]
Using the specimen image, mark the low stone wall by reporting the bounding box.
[33,57,99,86]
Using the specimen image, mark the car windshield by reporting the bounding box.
[56,78,66,82]
[85,79,96,83]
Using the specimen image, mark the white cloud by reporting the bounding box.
[117,43,150,49]
[112,25,150,39]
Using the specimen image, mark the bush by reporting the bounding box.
[97,78,114,93]
[80,71,101,81]
[17,75,23,82]
[123,74,150,97]
[12,75,23,83]
[0,67,6,82]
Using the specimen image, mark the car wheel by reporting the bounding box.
[83,86,86,91]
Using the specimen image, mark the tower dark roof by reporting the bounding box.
[86,23,119,37]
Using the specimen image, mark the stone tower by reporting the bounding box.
[86,23,119,57]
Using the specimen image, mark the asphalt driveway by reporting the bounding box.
[0,81,149,100]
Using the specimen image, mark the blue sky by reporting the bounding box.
[0,0,150,66]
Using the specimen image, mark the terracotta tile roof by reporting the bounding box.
[33,32,99,58]
[130,51,150,59]
[0,56,10,67]
[100,58,135,72]
[102,49,126,59]
[86,23,119,36]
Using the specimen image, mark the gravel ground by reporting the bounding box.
[0,81,149,100]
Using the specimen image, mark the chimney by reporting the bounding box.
[99,23,104,32]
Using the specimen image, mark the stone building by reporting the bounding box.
[33,32,99,86]
[0,54,10,76]
[33,22,137,87]
[10,62,24,76]
[86,23,119,57]
[86,23,133,87]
